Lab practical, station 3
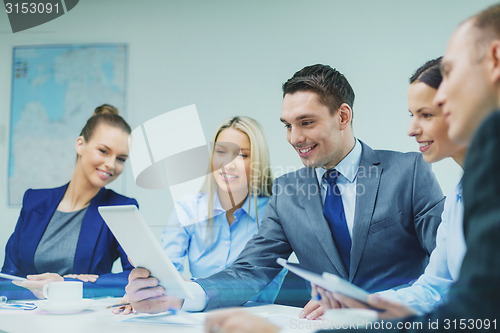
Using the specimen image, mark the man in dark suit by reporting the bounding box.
[203,3,500,332]
[125,65,444,314]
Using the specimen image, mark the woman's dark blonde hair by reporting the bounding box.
[201,116,273,240]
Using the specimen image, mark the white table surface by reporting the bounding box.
[0,298,308,333]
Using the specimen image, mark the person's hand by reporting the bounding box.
[333,293,417,320]
[205,308,280,333]
[300,284,344,320]
[112,294,134,315]
[125,267,184,314]
[63,274,99,282]
[300,299,323,320]
[12,273,64,299]
[299,284,327,320]
[316,285,344,309]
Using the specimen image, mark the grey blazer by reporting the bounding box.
[197,141,444,310]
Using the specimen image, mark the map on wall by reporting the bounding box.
[8,44,128,206]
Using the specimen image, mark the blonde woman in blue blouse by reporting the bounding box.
[162,116,286,303]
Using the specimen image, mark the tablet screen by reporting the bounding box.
[99,205,193,299]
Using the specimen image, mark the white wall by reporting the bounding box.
[1,0,497,266]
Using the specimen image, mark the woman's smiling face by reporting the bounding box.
[212,128,251,195]
[76,123,129,189]
[407,82,463,164]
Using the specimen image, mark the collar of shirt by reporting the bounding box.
[315,138,362,184]
[212,191,260,220]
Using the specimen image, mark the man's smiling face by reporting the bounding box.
[281,91,348,169]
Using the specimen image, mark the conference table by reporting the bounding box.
[0,298,316,333]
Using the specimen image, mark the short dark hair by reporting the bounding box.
[80,104,131,141]
[282,64,355,115]
[409,57,443,89]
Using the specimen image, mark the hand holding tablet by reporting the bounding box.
[277,257,418,318]
[277,258,370,303]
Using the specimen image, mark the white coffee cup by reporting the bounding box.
[43,281,83,303]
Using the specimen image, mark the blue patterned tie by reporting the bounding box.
[323,169,351,271]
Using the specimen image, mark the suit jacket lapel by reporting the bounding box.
[300,168,349,278]
[350,141,382,281]
[27,184,68,273]
[73,187,106,273]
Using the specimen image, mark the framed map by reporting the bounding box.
[8,44,128,206]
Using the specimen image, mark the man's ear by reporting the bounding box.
[338,103,353,130]
[75,136,85,156]
[490,40,500,83]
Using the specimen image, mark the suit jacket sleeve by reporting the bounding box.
[1,189,32,276]
[411,154,443,256]
[1,190,48,299]
[196,177,293,310]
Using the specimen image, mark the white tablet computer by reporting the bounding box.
[98,205,193,299]
[0,273,27,281]
[277,258,369,303]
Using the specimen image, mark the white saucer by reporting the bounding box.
[37,299,94,314]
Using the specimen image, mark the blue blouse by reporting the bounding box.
[161,192,286,303]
